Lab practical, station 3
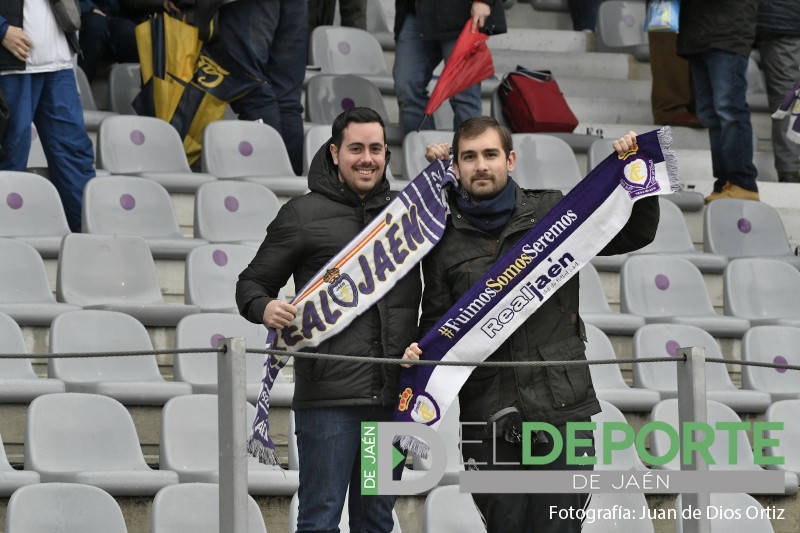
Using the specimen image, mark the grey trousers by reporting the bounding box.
[756,35,800,174]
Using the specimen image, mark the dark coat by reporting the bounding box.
[0,0,79,71]
[677,0,758,58]
[394,0,507,41]
[757,0,800,38]
[420,184,659,435]
[236,141,422,410]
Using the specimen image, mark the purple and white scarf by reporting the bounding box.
[393,128,679,455]
[772,79,800,145]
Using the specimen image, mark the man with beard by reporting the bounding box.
[403,116,660,532]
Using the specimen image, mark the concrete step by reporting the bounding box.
[490,49,635,81]
[506,1,574,30]
[488,28,593,54]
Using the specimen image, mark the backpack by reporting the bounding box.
[499,66,578,134]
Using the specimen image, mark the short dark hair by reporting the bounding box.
[452,116,513,161]
[331,107,386,149]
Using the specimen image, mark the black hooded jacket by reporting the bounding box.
[236,140,422,410]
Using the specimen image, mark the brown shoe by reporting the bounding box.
[705,183,760,203]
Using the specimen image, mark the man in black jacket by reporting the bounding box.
[236,107,421,533]
[403,117,659,532]
[393,0,506,134]
[678,0,760,202]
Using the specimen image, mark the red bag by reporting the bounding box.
[499,66,578,133]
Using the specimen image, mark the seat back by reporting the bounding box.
[310,26,390,76]
[632,324,731,394]
[184,244,257,310]
[108,62,141,115]
[194,181,279,243]
[49,310,161,382]
[98,115,191,174]
[703,199,793,258]
[25,392,149,472]
[675,493,775,533]
[160,395,257,473]
[201,120,295,178]
[723,258,800,320]
[82,176,184,238]
[413,399,463,476]
[306,74,390,125]
[174,313,268,387]
[765,399,800,475]
[75,65,98,111]
[742,326,800,395]
[0,171,71,238]
[6,483,128,533]
[57,233,165,306]
[510,134,581,191]
[584,325,629,390]
[27,125,49,170]
[304,124,333,176]
[649,399,754,471]
[0,239,58,304]
[587,138,615,171]
[151,483,267,533]
[423,485,484,533]
[596,1,648,52]
[0,312,39,378]
[620,255,715,317]
[592,400,648,472]
[634,199,695,254]
[402,130,455,179]
[578,262,613,314]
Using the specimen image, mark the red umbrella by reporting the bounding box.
[421,19,495,130]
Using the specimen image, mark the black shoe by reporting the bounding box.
[778,171,800,183]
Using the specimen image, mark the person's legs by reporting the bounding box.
[704,50,758,193]
[393,13,441,134]
[648,31,697,126]
[0,74,37,171]
[756,36,800,180]
[106,16,140,66]
[33,69,96,232]
[78,12,110,83]
[338,0,366,29]
[439,38,483,131]
[567,0,602,32]
[689,55,726,193]
[295,406,364,533]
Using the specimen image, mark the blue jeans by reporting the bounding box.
[0,69,96,232]
[219,0,307,175]
[568,0,602,31]
[689,50,758,192]
[294,405,400,533]
[393,14,483,135]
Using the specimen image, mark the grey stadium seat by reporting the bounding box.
[306,74,404,145]
[160,394,299,495]
[56,233,200,326]
[75,65,116,130]
[82,175,208,258]
[184,243,258,313]
[0,431,40,497]
[592,400,649,472]
[620,255,750,337]
[0,311,65,402]
[703,199,800,270]
[201,120,308,196]
[742,326,800,402]
[587,139,704,212]
[303,124,333,176]
[633,324,771,413]
[6,483,126,533]
[402,130,454,180]
[174,312,294,405]
[26,125,49,173]
[49,309,192,404]
[97,115,216,193]
[194,181,279,246]
[675,493,775,533]
[511,133,582,192]
[423,485,484,533]
[0,171,71,257]
[151,483,268,533]
[25,392,179,495]
[412,398,464,486]
[650,399,797,495]
[585,325,659,412]
[310,26,394,93]
[723,258,800,327]
[595,1,649,62]
[108,62,140,115]
[366,0,394,50]
[0,238,80,326]
[578,262,645,335]
[764,400,800,480]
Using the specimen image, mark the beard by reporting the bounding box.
[464,171,505,201]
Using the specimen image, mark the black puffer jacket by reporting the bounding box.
[757,0,800,38]
[236,141,422,410]
[677,0,758,58]
[420,184,659,436]
[394,0,507,41]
